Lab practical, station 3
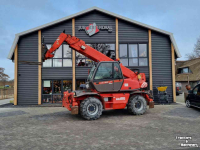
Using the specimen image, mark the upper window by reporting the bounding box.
[119,44,148,66]
[76,43,116,67]
[43,44,72,67]
[178,67,192,74]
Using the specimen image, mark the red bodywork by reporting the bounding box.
[63,91,153,111]
[44,33,154,113]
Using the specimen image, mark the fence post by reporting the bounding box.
[6,90,8,99]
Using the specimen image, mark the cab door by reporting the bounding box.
[92,62,114,92]
[195,85,200,107]
[191,85,200,106]
[113,62,124,91]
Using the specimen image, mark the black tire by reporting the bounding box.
[127,95,147,115]
[185,100,191,108]
[80,97,103,120]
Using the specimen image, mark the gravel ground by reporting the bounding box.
[0,104,200,150]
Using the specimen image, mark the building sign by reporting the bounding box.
[78,23,112,36]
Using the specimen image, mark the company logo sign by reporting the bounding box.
[78,23,112,36]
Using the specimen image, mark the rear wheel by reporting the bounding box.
[127,95,147,115]
[80,97,103,120]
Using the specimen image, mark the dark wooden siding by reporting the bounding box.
[42,68,72,80]
[18,31,38,105]
[41,20,72,80]
[152,31,173,103]
[118,20,148,43]
[76,67,90,79]
[42,20,72,43]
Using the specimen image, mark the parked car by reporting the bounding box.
[185,84,200,108]
[176,82,182,96]
[4,85,9,88]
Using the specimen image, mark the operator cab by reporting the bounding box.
[86,61,124,92]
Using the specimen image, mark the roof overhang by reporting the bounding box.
[7,6,181,60]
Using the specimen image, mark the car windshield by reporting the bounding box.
[87,65,96,81]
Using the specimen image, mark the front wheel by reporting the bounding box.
[80,97,103,120]
[185,100,191,108]
[127,95,147,115]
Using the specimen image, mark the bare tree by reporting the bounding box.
[0,67,10,98]
[0,67,9,80]
[186,36,200,60]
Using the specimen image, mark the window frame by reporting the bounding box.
[42,79,72,104]
[76,43,116,67]
[93,62,123,81]
[119,43,148,67]
[42,44,72,68]
[178,67,192,74]
[192,85,200,95]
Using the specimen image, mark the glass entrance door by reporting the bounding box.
[52,80,62,103]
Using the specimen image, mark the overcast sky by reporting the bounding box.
[0,0,200,79]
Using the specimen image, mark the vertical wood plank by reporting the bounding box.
[171,43,176,102]
[148,30,153,91]
[38,30,42,105]
[72,18,76,91]
[116,18,119,59]
[14,45,18,105]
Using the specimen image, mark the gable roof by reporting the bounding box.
[176,58,200,81]
[178,58,200,68]
[7,6,181,59]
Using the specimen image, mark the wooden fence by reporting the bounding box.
[0,88,14,100]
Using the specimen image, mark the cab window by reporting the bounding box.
[193,86,200,95]
[113,63,123,79]
[94,63,113,80]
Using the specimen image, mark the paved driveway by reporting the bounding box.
[176,93,185,103]
[0,98,13,105]
[0,104,200,150]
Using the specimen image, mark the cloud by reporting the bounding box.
[0,0,200,79]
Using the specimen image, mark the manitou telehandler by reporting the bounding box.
[42,32,154,120]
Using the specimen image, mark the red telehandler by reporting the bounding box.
[43,32,154,120]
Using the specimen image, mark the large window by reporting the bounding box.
[76,43,116,67]
[119,44,148,66]
[178,67,192,74]
[43,44,72,67]
[42,80,72,104]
